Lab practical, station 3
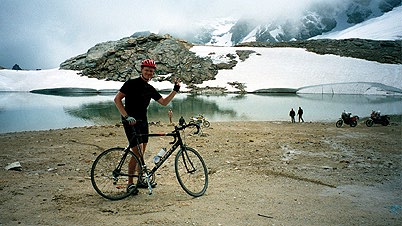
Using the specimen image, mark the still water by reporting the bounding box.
[1,92,402,133]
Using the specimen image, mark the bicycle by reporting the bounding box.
[90,122,208,200]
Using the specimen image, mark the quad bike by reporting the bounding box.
[336,112,359,127]
[189,114,210,128]
[365,111,390,127]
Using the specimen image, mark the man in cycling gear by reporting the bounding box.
[114,58,180,193]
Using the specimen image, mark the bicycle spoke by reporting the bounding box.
[91,148,141,200]
[175,147,208,197]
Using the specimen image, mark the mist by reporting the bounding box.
[1,0,357,69]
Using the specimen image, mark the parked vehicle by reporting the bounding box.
[366,111,390,127]
[189,114,210,128]
[336,111,359,127]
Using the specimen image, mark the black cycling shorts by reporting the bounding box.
[123,120,149,147]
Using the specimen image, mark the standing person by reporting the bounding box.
[114,59,180,194]
[168,109,173,124]
[297,107,304,123]
[289,108,296,123]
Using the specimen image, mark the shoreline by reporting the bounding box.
[1,114,401,135]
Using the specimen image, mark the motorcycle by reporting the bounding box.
[336,112,359,127]
[189,114,210,128]
[365,111,390,127]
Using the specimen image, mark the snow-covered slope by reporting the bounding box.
[0,69,122,92]
[190,46,402,95]
[1,46,401,95]
[313,5,402,40]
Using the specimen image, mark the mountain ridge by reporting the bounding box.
[236,38,401,64]
[168,0,401,46]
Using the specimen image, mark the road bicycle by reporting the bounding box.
[90,122,208,200]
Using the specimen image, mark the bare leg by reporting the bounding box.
[128,143,147,185]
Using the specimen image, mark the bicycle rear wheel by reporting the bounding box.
[91,147,142,200]
[175,146,208,197]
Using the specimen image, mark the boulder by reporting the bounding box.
[60,33,218,85]
[5,162,22,171]
[12,64,22,70]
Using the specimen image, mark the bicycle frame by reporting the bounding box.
[124,124,195,194]
[136,131,181,171]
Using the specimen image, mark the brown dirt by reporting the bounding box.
[1,121,401,225]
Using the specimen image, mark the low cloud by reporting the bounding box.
[1,0,354,69]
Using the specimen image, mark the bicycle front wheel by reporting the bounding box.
[91,147,142,200]
[175,146,208,197]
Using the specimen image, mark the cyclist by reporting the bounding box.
[114,59,180,194]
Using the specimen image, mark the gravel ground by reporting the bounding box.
[1,121,401,225]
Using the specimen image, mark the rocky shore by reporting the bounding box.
[1,121,401,225]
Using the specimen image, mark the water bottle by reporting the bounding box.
[153,148,166,164]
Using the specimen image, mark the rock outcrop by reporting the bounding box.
[60,33,218,85]
[237,39,402,64]
[12,64,22,70]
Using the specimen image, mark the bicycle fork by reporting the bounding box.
[181,149,196,174]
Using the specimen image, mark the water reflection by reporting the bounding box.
[63,94,239,125]
[0,92,401,133]
[63,93,402,125]
[64,101,121,124]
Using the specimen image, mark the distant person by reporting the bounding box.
[289,108,296,123]
[179,116,185,126]
[297,107,304,123]
[168,109,173,124]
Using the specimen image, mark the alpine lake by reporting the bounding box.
[1,91,401,133]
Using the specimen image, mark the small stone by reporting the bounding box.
[5,162,22,171]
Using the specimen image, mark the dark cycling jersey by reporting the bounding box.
[120,77,162,121]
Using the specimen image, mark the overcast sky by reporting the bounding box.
[0,0,348,69]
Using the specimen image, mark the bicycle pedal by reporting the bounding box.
[127,184,139,195]
[137,182,157,189]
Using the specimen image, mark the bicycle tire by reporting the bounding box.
[91,147,142,200]
[365,119,373,127]
[174,146,208,197]
[336,120,343,128]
